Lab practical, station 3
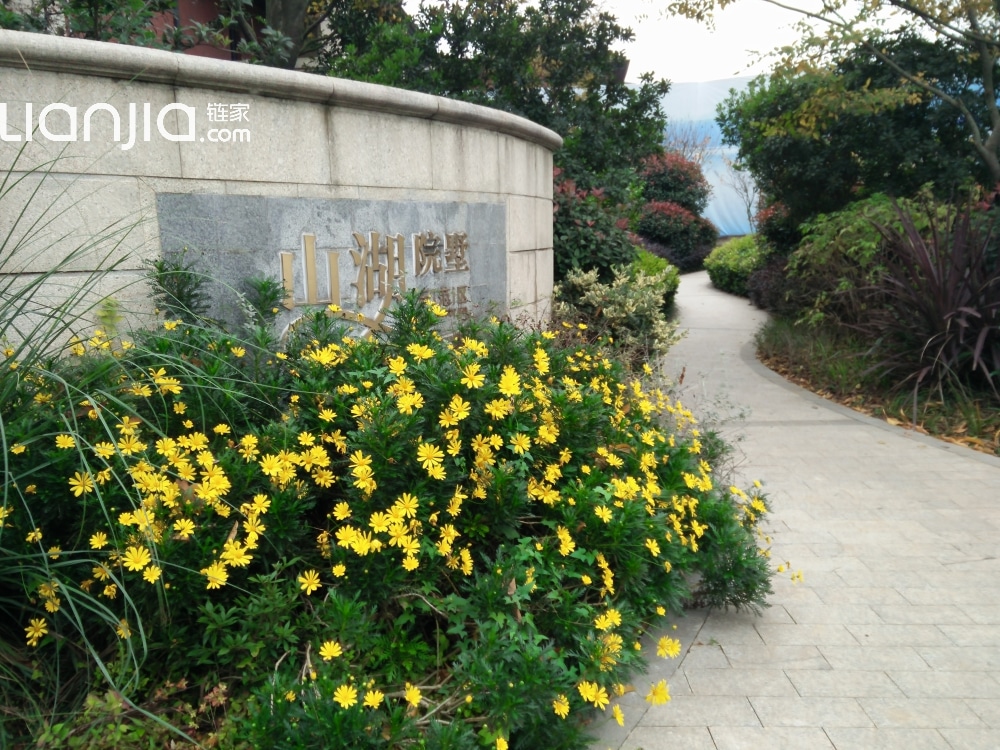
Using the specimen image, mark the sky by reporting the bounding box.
[603,0,813,83]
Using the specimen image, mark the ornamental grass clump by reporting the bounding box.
[2,289,773,748]
[860,199,1000,398]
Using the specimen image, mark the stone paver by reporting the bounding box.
[590,272,1000,750]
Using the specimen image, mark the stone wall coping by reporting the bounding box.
[0,30,563,152]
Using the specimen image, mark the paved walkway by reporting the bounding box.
[590,271,1000,750]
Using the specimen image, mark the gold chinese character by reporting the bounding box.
[455,285,471,318]
[444,232,470,273]
[413,231,443,277]
[351,231,406,309]
[280,233,340,310]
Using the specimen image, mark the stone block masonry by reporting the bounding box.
[0,30,560,331]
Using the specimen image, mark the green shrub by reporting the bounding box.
[554,264,682,367]
[3,283,773,748]
[631,249,681,312]
[788,190,947,327]
[746,255,800,315]
[553,168,636,283]
[636,201,718,272]
[754,201,800,257]
[693,486,774,611]
[759,187,1000,399]
[747,191,938,320]
[704,235,766,297]
[788,193,901,325]
[144,248,212,324]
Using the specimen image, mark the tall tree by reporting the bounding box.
[717,32,989,231]
[671,0,1000,183]
[332,0,670,185]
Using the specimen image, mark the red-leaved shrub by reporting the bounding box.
[637,201,717,272]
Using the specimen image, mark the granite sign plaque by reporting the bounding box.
[156,194,507,329]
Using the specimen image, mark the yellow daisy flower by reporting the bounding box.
[297,569,322,595]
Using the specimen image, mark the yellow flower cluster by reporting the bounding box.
[25,617,48,647]
[36,580,60,614]
[47,370,278,602]
[303,341,349,368]
[9,303,773,750]
[577,680,610,710]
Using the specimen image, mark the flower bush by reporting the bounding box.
[1,288,773,748]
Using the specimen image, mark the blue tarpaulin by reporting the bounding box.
[660,77,755,237]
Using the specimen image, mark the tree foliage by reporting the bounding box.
[717,32,990,237]
[4,0,176,46]
[552,169,637,282]
[673,0,1000,183]
[331,0,670,184]
[2,0,407,69]
[329,0,672,279]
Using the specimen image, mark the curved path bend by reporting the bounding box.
[591,271,1000,750]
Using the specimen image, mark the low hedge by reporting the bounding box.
[704,235,766,297]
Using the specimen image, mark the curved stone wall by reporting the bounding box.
[0,30,560,330]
